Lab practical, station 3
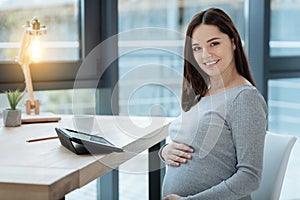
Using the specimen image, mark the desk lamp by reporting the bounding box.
[16,17,47,115]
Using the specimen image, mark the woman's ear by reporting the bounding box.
[232,38,236,50]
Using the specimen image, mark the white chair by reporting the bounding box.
[251,132,297,200]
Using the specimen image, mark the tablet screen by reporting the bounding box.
[90,135,113,145]
[56,127,123,151]
[65,129,112,145]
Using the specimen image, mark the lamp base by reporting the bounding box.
[26,99,40,115]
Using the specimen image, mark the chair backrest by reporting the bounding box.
[251,132,297,200]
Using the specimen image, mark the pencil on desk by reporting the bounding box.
[26,136,59,143]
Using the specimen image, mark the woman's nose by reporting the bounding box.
[202,48,211,58]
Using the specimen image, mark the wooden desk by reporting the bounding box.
[0,115,171,200]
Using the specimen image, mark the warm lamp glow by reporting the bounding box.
[31,35,41,63]
[16,17,46,115]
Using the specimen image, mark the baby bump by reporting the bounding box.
[162,157,234,197]
[162,163,209,197]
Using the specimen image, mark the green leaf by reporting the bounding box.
[5,89,24,110]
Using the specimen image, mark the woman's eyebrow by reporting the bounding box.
[207,37,221,43]
[192,37,221,46]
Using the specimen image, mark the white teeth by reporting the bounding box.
[205,61,217,66]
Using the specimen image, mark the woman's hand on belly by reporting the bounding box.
[161,141,194,167]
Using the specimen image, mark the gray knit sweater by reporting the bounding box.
[161,85,267,200]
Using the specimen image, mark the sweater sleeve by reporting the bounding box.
[181,89,267,200]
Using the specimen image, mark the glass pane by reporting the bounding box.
[270,0,300,56]
[0,0,80,62]
[119,0,245,39]
[268,78,300,199]
[118,1,246,200]
[268,79,300,134]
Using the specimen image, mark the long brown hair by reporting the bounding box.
[181,8,255,112]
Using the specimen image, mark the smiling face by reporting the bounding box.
[191,24,236,77]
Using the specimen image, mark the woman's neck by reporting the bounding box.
[208,67,248,95]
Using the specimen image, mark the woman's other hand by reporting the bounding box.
[161,141,194,166]
[163,194,181,200]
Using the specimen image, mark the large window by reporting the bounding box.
[0,0,80,62]
[0,0,84,113]
[270,0,300,56]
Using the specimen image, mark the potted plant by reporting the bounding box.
[3,89,24,127]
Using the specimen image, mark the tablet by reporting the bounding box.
[55,127,124,155]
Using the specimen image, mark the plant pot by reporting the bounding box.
[3,109,22,127]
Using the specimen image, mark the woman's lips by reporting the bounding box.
[204,60,219,67]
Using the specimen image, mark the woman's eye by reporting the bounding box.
[193,46,202,52]
[210,42,220,47]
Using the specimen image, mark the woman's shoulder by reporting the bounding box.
[229,84,267,111]
[231,84,263,100]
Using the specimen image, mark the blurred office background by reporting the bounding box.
[0,0,300,199]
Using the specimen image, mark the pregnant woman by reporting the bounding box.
[160,8,267,200]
